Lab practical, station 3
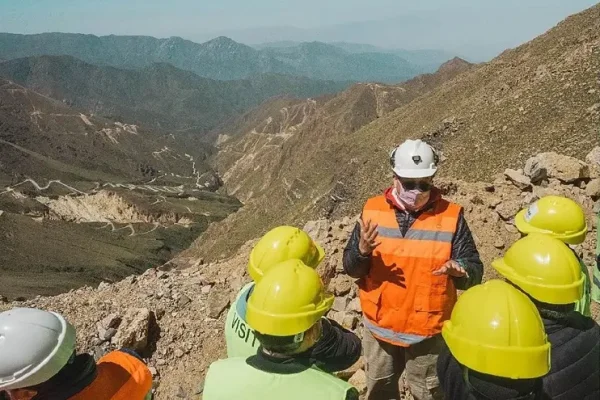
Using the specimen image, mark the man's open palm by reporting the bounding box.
[358,219,380,256]
[433,260,468,278]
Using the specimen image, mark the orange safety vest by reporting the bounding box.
[359,195,461,347]
[70,351,152,400]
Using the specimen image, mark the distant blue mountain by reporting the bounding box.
[0,33,427,83]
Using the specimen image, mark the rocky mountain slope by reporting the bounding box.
[215,58,472,202]
[0,79,241,297]
[3,149,598,399]
[0,56,350,139]
[189,4,600,261]
[0,33,431,83]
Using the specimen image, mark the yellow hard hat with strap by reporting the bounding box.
[246,259,333,336]
[492,233,583,304]
[442,280,550,379]
[515,195,587,245]
[248,226,325,282]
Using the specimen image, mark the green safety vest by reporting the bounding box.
[225,282,260,358]
[574,255,592,317]
[203,357,357,400]
[593,211,600,304]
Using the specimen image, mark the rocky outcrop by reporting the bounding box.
[1,150,597,399]
[524,152,590,184]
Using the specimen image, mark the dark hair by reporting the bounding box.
[254,331,304,354]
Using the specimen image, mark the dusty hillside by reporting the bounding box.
[0,78,216,187]
[3,149,598,399]
[0,56,350,138]
[0,80,241,297]
[214,58,471,202]
[193,5,599,261]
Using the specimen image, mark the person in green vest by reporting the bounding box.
[225,226,361,373]
[204,259,360,400]
[225,225,325,358]
[515,195,592,316]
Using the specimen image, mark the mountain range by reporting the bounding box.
[0,55,349,138]
[188,3,600,261]
[0,33,439,83]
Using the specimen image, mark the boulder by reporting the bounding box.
[112,308,151,351]
[178,294,192,308]
[303,219,329,242]
[335,356,364,380]
[346,297,362,314]
[201,285,212,294]
[100,313,122,330]
[341,314,359,330]
[207,285,230,319]
[586,178,600,199]
[504,168,531,190]
[348,369,368,395]
[332,296,349,312]
[524,152,589,183]
[495,200,521,220]
[329,275,352,296]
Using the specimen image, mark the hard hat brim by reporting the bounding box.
[247,293,334,336]
[515,209,587,245]
[392,167,437,179]
[491,258,584,305]
[442,322,551,379]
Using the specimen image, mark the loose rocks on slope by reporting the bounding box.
[1,150,597,399]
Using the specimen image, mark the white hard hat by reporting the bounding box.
[390,139,438,178]
[0,308,76,390]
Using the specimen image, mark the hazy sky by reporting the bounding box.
[1,0,598,59]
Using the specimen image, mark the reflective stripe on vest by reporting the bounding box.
[203,357,356,400]
[69,351,152,400]
[363,317,428,345]
[377,227,454,242]
[225,282,260,358]
[359,195,461,347]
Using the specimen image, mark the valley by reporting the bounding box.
[0,3,598,398]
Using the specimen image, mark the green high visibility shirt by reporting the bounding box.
[203,357,358,400]
[225,282,259,358]
[574,255,592,317]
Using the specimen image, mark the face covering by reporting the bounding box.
[394,182,430,210]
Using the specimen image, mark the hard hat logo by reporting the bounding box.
[515,195,587,245]
[390,139,438,178]
[524,202,539,222]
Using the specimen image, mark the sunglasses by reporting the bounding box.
[397,177,432,191]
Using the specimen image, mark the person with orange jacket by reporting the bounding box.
[0,307,152,400]
[343,139,483,400]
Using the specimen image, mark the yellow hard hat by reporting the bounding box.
[515,195,587,245]
[492,233,583,304]
[248,226,325,282]
[246,259,334,336]
[442,280,551,379]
